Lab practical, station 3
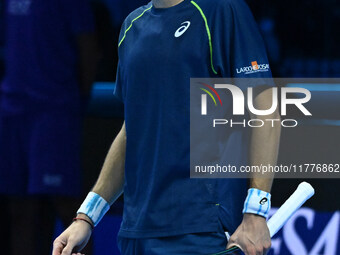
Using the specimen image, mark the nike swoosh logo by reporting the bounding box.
[174,21,191,38]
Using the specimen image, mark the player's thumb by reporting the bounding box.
[61,241,76,255]
[226,237,242,250]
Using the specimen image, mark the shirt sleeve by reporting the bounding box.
[114,60,124,102]
[113,16,131,103]
[212,0,272,83]
[63,0,95,35]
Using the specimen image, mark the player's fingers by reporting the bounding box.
[52,240,65,255]
[253,239,271,255]
[264,239,271,250]
[61,242,76,255]
[255,245,264,255]
[226,243,243,250]
[226,238,243,250]
[244,245,256,255]
[226,235,255,254]
[263,241,271,255]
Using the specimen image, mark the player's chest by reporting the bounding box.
[120,14,210,73]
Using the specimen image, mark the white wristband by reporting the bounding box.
[242,188,271,219]
[77,192,110,227]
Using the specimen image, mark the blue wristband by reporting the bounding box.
[77,192,110,227]
[242,188,271,219]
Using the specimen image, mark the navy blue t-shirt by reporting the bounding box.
[1,0,94,113]
[115,0,272,238]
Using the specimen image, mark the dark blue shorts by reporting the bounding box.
[117,223,228,255]
[0,110,81,196]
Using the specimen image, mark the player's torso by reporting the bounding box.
[117,1,250,238]
[118,2,220,228]
[118,2,215,106]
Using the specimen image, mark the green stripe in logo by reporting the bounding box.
[200,88,217,106]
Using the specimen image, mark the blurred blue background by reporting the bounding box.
[0,0,339,254]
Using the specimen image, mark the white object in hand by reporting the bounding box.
[267,182,315,237]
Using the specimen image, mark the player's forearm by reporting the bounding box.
[230,96,280,251]
[91,122,126,205]
[248,119,280,192]
[248,89,281,192]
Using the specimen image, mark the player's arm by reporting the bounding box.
[227,88,281,255]
[88,121,126,204]
[248,87,280,192]
[52,122,126,255]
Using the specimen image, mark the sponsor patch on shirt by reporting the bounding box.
[236,61,270,75]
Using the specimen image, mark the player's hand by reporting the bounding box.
[226,213,271,255]
[52,216,92,255]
